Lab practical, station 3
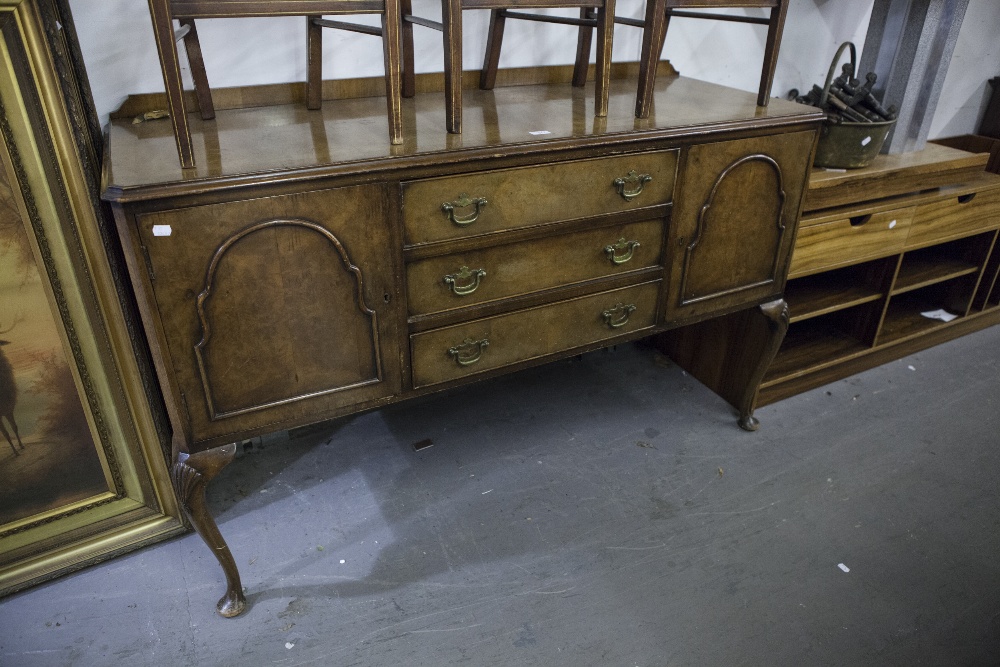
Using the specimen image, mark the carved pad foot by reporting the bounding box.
[217,589,248,618]
[738,414,760,432]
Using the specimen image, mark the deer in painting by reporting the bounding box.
[0,314,24,455]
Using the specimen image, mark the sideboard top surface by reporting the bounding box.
[103,75,822,200]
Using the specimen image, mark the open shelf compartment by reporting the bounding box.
[877,277,977,346]
[763,302,881,386]
[893,232,995,295]
[785,258,893,324]
[973,231,1000,310]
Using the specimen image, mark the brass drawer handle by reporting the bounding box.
[604,238,641,265]
[613,170,653,202]
[444,266,486,296]
[442,193,488,226]
[448,337,489,366]
[602,303,637,328]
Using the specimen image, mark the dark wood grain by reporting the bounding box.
[655,296,790,430]
[405,218,666,316]
[410,280,661,388]
[104,77,823,618]
[401,149,677,245]
[103,76,821,195]
[665,130,814,321]
[135,184,403,445]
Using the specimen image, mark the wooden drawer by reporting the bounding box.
[410,281,661,387]
[789,207,914,278]
[401,151,678,245]
[405,219,665,316]
[906,186,1000,249]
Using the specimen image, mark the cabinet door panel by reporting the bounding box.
[666,131,815,321]
[137,185,401,445]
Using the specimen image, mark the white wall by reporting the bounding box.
[929,0,1000,138]
[70,0,999,138]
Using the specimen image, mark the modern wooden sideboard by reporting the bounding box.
[102,75,822,617]
[664,143,1000,406]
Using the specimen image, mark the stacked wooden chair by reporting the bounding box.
[400,0,617,133]
[147,0,789,157]
[147,0,404,168]
[575,0,790,117]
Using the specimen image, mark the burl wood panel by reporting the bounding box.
[405,218,666,315]
[410,280,660,387]
[401,150,678,245]
[789,207,915,279]
[665,131,814,320]
[136,185,402,444]
[906,187,1000,250]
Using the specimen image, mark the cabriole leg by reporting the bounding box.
[171,443,246,617]
[737,298,789,431]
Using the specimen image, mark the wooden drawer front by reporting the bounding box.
[906,187,1000,248]
[401,151,678,245]
[406,219,665,315]
[789,207,914,278]
[410,281,661,387]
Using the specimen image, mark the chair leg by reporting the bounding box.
[593,0,615,118]
[572,8,595,87]
[441,0,462,133]
[382,0,404,144]
[480,9,505,90]
[635,0,667,118]
[757,0,788,107]
[180,19,215,120]
[306,16,323,110]
[147,0,195,168]
[400,0,416,97]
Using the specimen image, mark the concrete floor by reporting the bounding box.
[2,327,1000,666]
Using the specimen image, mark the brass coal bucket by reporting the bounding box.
[813,42,896,169]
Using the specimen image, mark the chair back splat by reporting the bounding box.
[576,0,789,118]
[401,0,616,134]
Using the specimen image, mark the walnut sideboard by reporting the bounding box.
[102,76,823,617]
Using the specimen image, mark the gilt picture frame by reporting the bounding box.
[0,0,184,595]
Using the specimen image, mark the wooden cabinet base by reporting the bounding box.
[103,75,822,617]
[658,298,789,431]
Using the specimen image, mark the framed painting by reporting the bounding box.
[0,0,184,595]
